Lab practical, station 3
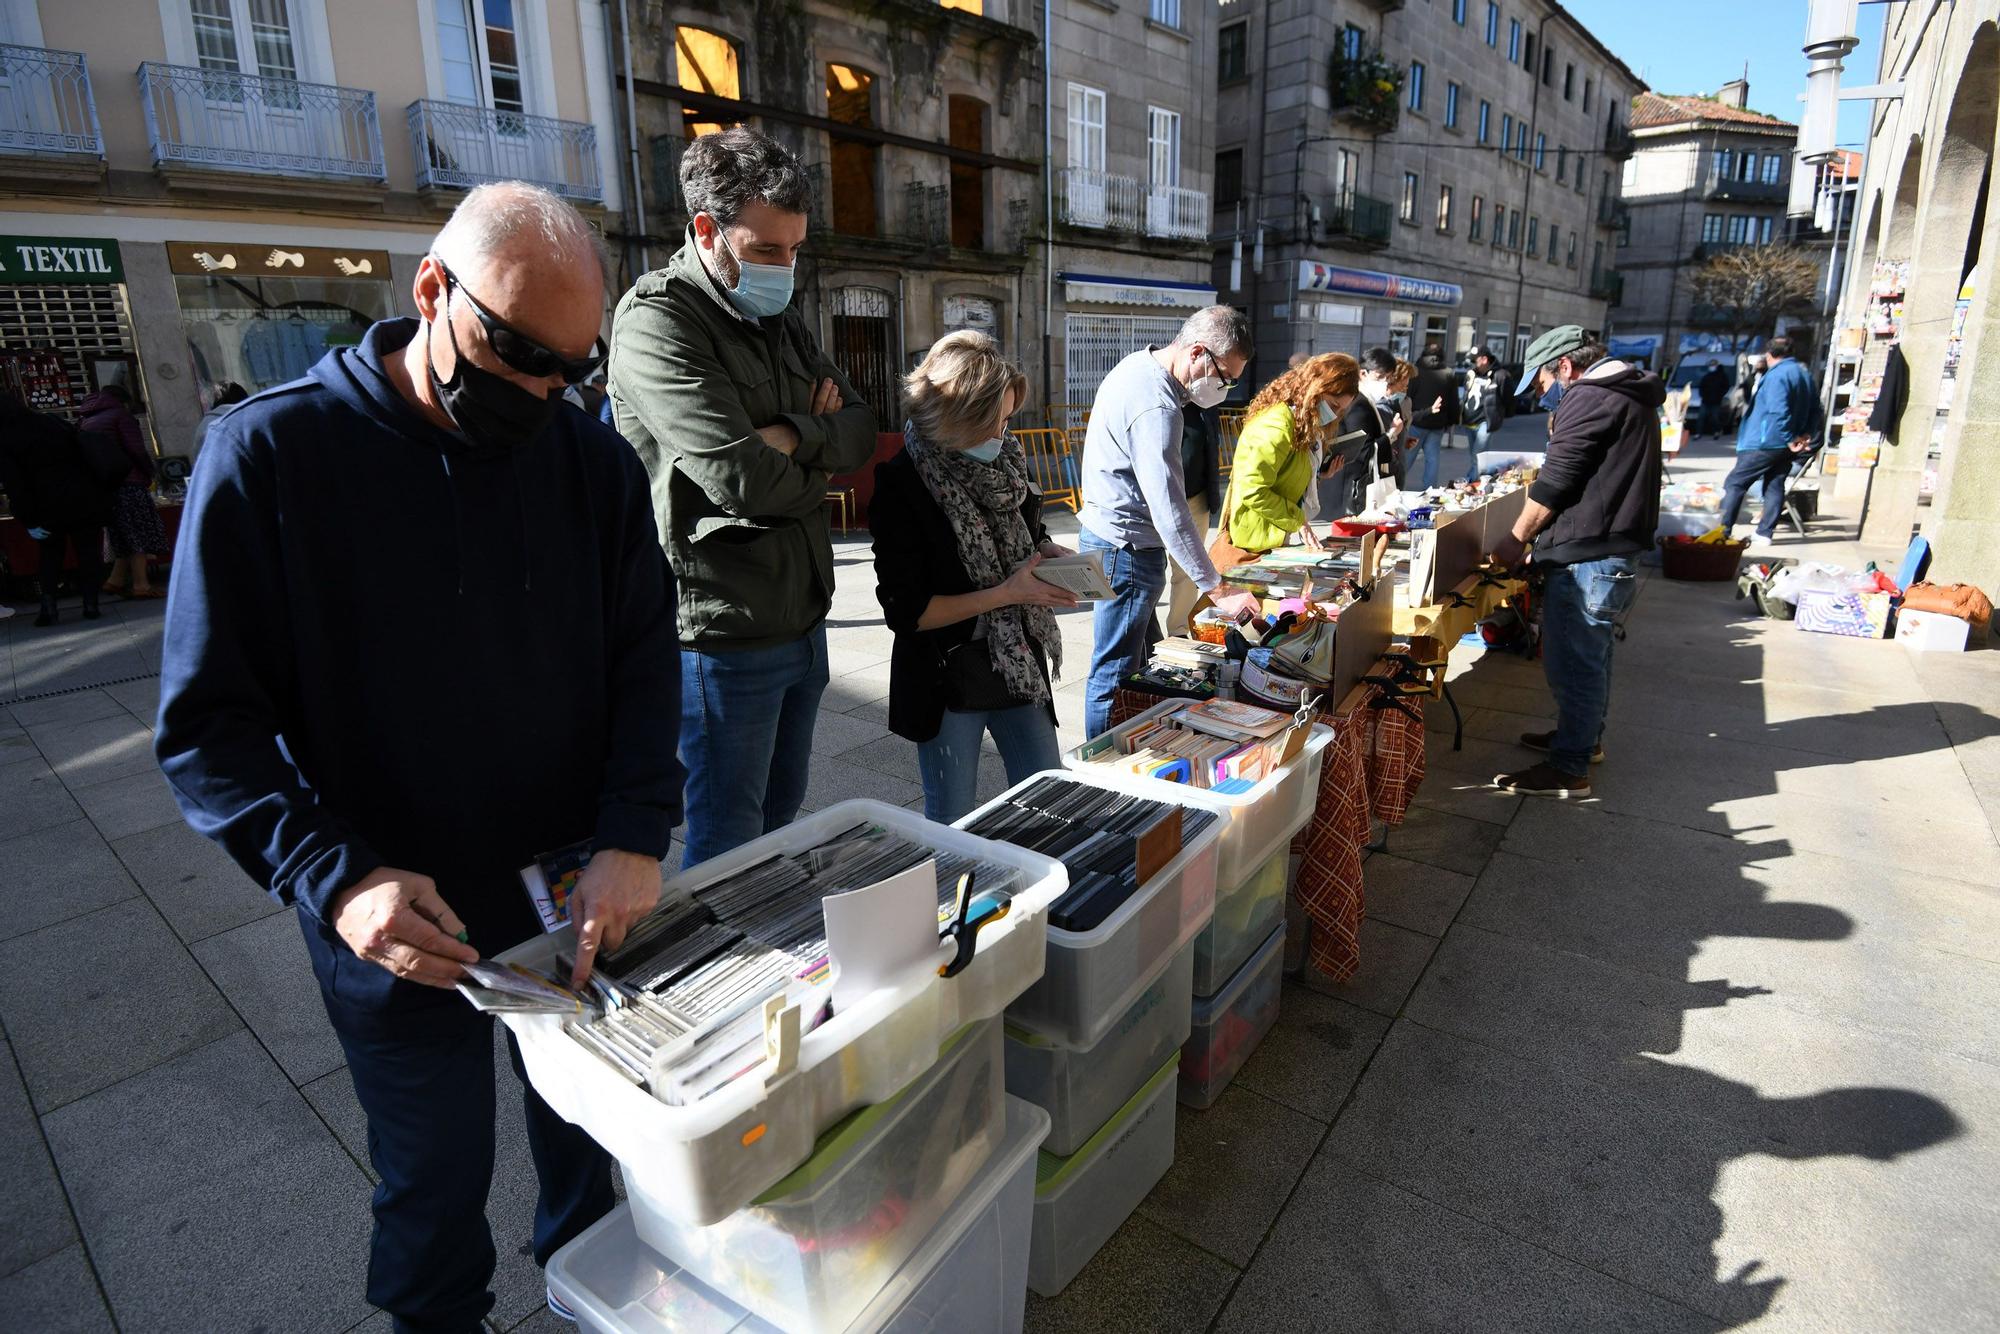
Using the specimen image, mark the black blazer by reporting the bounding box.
[870,449,1053,744]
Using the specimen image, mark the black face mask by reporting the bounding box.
[424,295,562,451]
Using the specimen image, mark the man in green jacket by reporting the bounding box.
[611,128,878,867]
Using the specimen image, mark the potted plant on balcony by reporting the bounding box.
[1328,48,1402,132]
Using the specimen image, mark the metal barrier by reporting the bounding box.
[137,61,382,181]
[1217,409,1247,476]
[407,98,599,201]
[0,44,102,160]
[1013,427,1080,513]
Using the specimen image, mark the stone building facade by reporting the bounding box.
[1614,84,1804,373]
[1835,5,1997,587]
[1211,0,1642,386]
[610,0,1041,429]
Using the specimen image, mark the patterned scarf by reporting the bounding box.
[903,422,1059,704]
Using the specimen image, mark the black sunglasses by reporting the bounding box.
[1199,347,1240,389]
[436,260,606,385]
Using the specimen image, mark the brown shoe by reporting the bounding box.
[1492,762,1591,799]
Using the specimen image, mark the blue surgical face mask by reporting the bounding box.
[1317,400,1337,427]
[1539,378,1566,413]
[715,228,795,318]
[962,436,1004,463]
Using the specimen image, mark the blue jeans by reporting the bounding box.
[307,918,613,1333]
[1078,524,1168,738]
[1412,428,1452,489]
[1538,555,1638,776]
[1719,448,1794,539]
[1467,421,1495,481]
[679,624,829,868]
[916,700,1063,823]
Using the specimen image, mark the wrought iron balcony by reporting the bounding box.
[0,44,103,163]
[1060,167,1140,231]
[1704,169,1788,203]
[1318,191,1393,248]
[1589,268,1623,303]
[407,99,600,202]
[1144,186,1210,242]
[1596,196,1630,229]
[1603,122,1635,160]
[138,61,383,183]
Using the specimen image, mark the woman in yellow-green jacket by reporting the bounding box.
[1222,353,1363,553]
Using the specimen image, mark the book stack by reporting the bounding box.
[1096,699,1300,792]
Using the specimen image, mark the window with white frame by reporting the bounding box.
[1066,83,1105,171]
[1401,171,1419,223]
[1149,0,1181,29]
[436,0,523,112]
[1469,194,1484,241]
[1148,106,1181,190]
[1760,155,1782,185]
[1437,182,1454,231]
[190,0,300,82]
[1332,147,1360,204]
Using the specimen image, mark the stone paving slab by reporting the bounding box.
[67,769,188,842]
[0,1034,76,1276]
[1023,1212,1239,1334]
[111,817,287,944]
[191,910,347,1087]
[0,1245,116,1334]
[0,896,242,1113]
[0,758,84,842]
[0,820,143,943]
[23,712,162,791]
[1295,917,1439,1019]
[1214,1156,1722,1334]
[1139,1084,1324,1267]
[1356,853,1477,938]
[42,1029,375,1333]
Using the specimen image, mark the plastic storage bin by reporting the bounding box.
[1064,699,1334,890]
[546,1096,1051,1334]
[964,771,1221,1050]
[1028,1056,1179,1297]
[1005,942,1194,1156]
[497,800,1066,1226]
[1179,923,1284,1110]
[637,1017,1005,1334]
[1191,823,1293,997]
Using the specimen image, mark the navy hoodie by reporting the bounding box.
[1529,359,1667,564]
[156,318,683,1020]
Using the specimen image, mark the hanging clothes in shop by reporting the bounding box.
[1866,343,1909,442]
[241,318,330,387]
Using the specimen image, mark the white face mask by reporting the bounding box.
[1187,348,1232,410]
[961,436,1004,463]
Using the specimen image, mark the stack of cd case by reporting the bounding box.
[960,776,1217,933]
[540,823,1025,1105]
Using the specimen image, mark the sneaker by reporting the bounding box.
[1519,730,1603,764]
[1492,762,1591,799]
[546,1288,579,1323]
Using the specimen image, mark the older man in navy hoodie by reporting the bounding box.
[156,183,684,1332]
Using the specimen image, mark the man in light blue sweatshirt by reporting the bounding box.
[1077,306,1263,736]
[1719,336,1823,542]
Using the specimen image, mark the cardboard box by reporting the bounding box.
[1894,608,1971,652]
[1795,589,1891,639]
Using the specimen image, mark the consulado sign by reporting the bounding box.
[0,235,123,285]
[1296,260,1462,308]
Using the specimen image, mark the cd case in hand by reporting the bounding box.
[1033,551,1115,601]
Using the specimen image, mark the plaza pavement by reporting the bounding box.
[2,425,1997,1332]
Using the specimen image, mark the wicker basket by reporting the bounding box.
[1659,536,1747,581]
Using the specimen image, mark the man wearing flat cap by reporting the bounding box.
[1488,325,1664,799]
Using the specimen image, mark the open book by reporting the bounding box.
[1033,551,1116,601]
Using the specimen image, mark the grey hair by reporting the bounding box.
[1175,305,1253,359]
[432,181,608,281]
[680,127,813,227]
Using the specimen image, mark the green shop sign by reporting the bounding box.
[0,235,124,285]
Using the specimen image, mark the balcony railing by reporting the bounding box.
[1060,167,1139,231]
[1589,268,1623,304]
[1603,122,1635,160]
[1704,169,1788,203]
[408,99,600,202]
[1329,49,1402,133]
[1596,196,1630,229]
[1320,191,1393,248]
[1144,186,1209,241]
[0,44,103,161]
[138,61,382,182]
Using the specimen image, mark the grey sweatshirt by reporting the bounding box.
[1077,348,1220,591]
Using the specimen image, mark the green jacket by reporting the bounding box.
[609,239,878,650]
[1224,404,1315,552]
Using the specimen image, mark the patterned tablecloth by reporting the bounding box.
[1109,675,1427,982]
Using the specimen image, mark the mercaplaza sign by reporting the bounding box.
[0,235,124,285]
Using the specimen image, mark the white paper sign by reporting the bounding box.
[821,860,942,1013]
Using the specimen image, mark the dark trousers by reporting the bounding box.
[36,527,104,602]
[319,979,615,1333]
[1719,448,1795,539]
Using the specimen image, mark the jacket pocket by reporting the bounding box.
[682,516,802,641]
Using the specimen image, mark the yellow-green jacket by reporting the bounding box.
[1224,403,1315,552]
